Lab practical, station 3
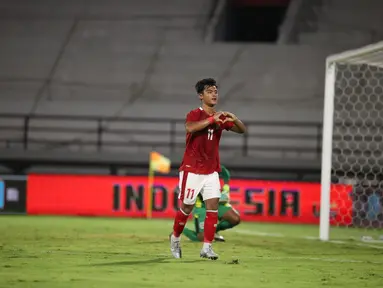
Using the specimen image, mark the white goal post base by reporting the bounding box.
[320,41,383,241]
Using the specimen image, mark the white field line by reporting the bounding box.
[227,255,383,265]
[361,238,383,244]
[233,229,284,238]
[233,229,383,250]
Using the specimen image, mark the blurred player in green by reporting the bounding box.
[182,165,240,242]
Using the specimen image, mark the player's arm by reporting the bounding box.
[220,165,231,185]
[219,165,231,203]
[231,118,246,134]
[185,111,224,133]
[223,112,246,134]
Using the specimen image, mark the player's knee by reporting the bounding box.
[205,197,219,210]
[233,215,241,226]
[230,214,241,226]
[197,233,204,242]
[181,203,194,215]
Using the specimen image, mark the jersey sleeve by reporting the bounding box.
[220,165,231,184]
[185,110,200,122]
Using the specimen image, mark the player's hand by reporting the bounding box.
[222,111,238,123]
[219,190,230,203]
[213,111,225,123]
[222,184,230,194]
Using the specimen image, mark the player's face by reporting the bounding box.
[199,85,218,106]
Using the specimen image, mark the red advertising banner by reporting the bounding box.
[27,174,353,225]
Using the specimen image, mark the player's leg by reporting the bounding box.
[214,204,233,242]
[173,172,202,237]
[216,205,241,238]
[200,172,220,260]
[182,227,199,242]
[170,171,202,258]
[195,207,206,241]
[213,204,230,242]
[182,208,206,242]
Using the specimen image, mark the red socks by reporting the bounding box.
[173,209,218,242]
[203,210,218,243]
[173,209,189,237]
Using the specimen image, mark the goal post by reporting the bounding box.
[320,41,383,241]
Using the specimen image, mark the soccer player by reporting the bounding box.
[170,78,246,260]
[182,165,241,242]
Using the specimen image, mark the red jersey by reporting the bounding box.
[179,107,234,174]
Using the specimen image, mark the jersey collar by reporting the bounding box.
[199,107,215,116]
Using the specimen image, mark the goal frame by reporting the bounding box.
[320,41,383,241]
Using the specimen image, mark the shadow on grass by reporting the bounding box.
[90,257,168,266]
[87,258,206,266]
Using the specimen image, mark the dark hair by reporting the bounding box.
[195,78,217,94]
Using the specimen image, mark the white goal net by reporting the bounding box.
[320,41,383,242]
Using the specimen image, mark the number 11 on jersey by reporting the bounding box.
[186,188,195,199]
[207,129,214,140]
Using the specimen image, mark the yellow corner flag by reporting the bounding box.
[147,151,171,218]
[150,151,171,174]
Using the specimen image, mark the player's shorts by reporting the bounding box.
[193,203,239,233]
[178,171,221,205]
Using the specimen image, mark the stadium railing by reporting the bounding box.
[0,113,322,159]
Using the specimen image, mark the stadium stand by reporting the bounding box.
[281,0,383,47]
[0,0,380,180]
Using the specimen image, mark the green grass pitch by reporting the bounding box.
[0,216,382,288]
